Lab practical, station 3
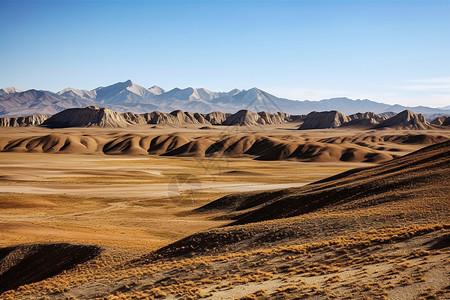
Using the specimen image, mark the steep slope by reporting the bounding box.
[0,114,49,127]
[222,141,449,225]
[151,140,450,258]
[299,111,350,129]
[374,110,433,130]
[41,106,134,128]
[0,243,101,294]
[223,110,266,126]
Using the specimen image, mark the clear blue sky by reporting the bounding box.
[1,0,449,107]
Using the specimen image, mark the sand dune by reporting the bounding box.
[152,140,450,258]
[1,136,448,298]
[1,132,448,163]
[1,134,98,153]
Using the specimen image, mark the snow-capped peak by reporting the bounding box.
[0,86,22,95]
[148,85,165,95]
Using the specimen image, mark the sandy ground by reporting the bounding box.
[0,151,359,251]
[0,126,448,299]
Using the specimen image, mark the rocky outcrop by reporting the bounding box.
[431,116,449,126]
[378,112,396,119]
[348,112,385,123]
[141,110,211,125]
[222,110,291,126]
[298,111,350,130]
[169,110,210,124]
[443,117,450,126]
[257,111,291,124]
[204,111,230,125]
[0,114,49,127]
[121,112,147,124]
[374,110,433,130]
[340,112,385,128]
[42,106,134,128]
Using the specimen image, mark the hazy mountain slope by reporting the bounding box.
[94,80,156,105]
[148,85,165,95]
[57,88,97,100]
[0,90,98,117]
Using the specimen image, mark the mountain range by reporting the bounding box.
[1,80,449,118]
[2,103,447,132]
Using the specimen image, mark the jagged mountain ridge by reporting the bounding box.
[1,80,450,117]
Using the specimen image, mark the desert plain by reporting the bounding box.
[0,123,449,299]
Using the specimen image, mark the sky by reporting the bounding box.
[0,0,449,107]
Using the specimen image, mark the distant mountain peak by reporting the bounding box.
[0,86,22,95]
[227,88,241,96]
[148,85,165,95]
[57,87,97,100]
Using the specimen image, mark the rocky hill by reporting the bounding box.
[374,110,433,130]
[222,110,290,126]
[0,114,49,127]
[298,111,350,129]
[42,106,134,128]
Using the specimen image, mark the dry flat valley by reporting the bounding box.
[0,108,449,299]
